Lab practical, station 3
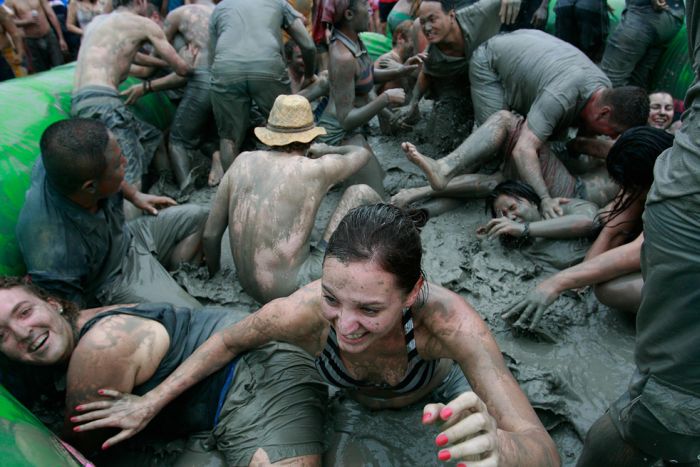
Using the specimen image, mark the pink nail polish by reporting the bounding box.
[73,426,81,432]
[98,389,104,395]
[440,407,453,419]
[422,412,432,422]
[438,450,451,461]
[435,433,448,446]
[75,405,83,411]
[457,464,467,467]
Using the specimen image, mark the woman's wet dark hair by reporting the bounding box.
[485,180,541,217]
[603,126,674,224]
[324,204,427,295]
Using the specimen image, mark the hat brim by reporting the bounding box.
[254,126,327,147]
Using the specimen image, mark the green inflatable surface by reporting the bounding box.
[0,63,175,276]
[0,385,88,466]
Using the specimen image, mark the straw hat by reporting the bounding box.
[254,95,327,147]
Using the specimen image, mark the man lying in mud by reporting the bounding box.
[16,119,207,309]
[0,276,327,466]
[401,30,650,218]
[120,0,222,192]
[393,110,622,214]
[203,95,382,304]
[71,0,193,204]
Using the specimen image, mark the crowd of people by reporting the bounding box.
[0,0,699,466]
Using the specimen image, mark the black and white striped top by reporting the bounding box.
[314,307,438,394]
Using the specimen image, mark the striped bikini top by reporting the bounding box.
[331,29,375,96]
[314,307,438,394]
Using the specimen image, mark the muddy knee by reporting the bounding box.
[343,184,382,204]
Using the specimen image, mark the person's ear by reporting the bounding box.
[405,275,425,308]
[81,179,98,194]
[598,105,612,122]
[344,8,355,22]
[46,297,63,314]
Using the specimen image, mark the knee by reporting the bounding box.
[345,184,382,203]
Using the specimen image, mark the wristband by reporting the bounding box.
[522,222,530,239]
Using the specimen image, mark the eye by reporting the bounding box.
[19,307,32,318]
[323,295,338,306]
[360,307,380,316]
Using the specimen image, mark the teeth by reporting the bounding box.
[30,333,48,352]
[346,332,365,339]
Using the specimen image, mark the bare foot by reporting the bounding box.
[401,142,448,190]
[208,150,224,187]
[390,187,429,208]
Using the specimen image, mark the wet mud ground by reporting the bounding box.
[57,101,636,466]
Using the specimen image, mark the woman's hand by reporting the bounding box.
[71,389,158,450]
[481,217,526,239]
[423,392,500,466]
[501,280,561,330]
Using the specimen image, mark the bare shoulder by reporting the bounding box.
[415,283,490,355]
[76,313,167,356]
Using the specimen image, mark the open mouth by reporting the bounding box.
[29,332,49,352]
[340,331,368,343]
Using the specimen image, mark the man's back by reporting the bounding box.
[217,150,328,300]
[167,4,211,63]
[209,0,296,78]
[476,29,611,139]
[74,11,152,89]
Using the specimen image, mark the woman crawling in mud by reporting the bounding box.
[0,277,328,466]
[68,203,559,466]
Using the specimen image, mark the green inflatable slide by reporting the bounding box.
[0,63,175,276]
[0,384,91,466]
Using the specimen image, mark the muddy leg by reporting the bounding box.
[209,150,224,187]
[220,138,238,172]
[322,184,383,242]
[170,140,193,191]
[166,225,205,270]
[593,272,642,314]
[402,110,515,191]
[391,173,504,208]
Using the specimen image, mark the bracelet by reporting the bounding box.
[522,222,530,239]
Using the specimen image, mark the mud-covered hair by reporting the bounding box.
[392,20,414,46]
[485,180,541,217]
[602,126,674,224]
[40,118,110,196]
[421,0,455,12]
[325,203,427,294]
[601,86,650,131]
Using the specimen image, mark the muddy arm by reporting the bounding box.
[202,173,232,276]
[426,288,560,466]
[567,136,615,160]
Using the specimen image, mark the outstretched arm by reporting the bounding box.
[70,286,327,448]
[502,233,643,329]
[423,288,560,466]
[310,143,372,187]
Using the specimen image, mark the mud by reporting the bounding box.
[76,100,636,466]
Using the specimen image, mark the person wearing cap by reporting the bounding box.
[203,94,382,304]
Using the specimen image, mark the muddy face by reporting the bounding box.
[647,92,674,130]
[418,2,454,44]
[320,258,407,354]
[493,194,541,223]
[0,287,74,366]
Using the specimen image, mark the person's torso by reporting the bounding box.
[210,0,292,78]
[226,151,328,302]
[16,160,129,303]
[11,0,51,37]
[75,12,151,89]
[78,304,249,437]
[487,30,608,133]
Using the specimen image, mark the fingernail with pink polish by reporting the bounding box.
[440,407,453,420]
[457,463,467,467]
[435,433,448,446]
[438,449,451,461]
[422,412,432,422]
